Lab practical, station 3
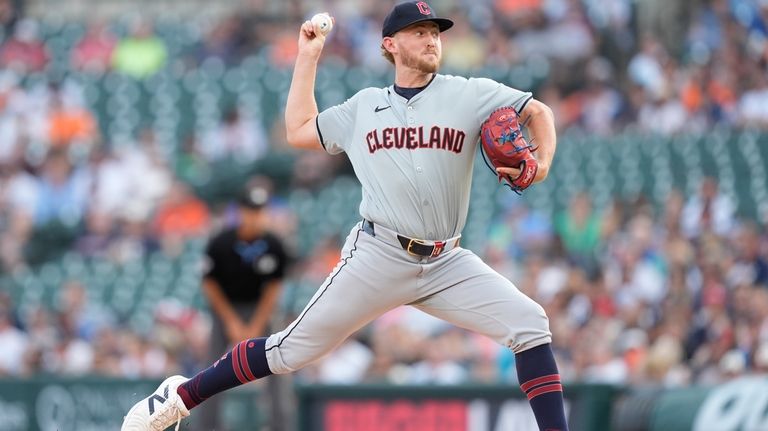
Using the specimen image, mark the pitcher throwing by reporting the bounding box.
[122,2,567,430]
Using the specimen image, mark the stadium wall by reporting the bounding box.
[1,376,766,430]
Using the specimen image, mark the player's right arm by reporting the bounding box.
[285,19,329,150]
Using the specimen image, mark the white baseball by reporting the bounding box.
[311,12,333,36]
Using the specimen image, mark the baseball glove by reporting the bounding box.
[479,106,538,194]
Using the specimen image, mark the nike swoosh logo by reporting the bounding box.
[375,105,391,113]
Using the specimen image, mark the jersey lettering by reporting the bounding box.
[366,126,464,154]
[406,128,418,149]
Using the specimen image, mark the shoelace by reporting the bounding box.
[174,409,181,431]
[150,401,183,431]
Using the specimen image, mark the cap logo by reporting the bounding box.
[416,1,431,15]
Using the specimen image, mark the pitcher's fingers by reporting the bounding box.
[301,20,315,37]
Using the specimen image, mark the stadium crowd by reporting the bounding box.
[0,0,766,390]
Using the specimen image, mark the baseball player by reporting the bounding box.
[121,2,567,431]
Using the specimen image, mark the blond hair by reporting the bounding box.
[380,43,394,65]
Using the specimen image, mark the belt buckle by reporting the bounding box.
[406,238,426,256]
[431,241,445,257]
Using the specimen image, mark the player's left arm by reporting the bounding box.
[245,280,283,337]
[497,98,556,184]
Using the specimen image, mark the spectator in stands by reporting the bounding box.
[118,332,171,378]
[0,0,19,34]
[31,150,88,227]
[605,233,667,309]
[495,0,544,32]
[111,19,167,78]
[555,192,602,270]
[681,176,735,239]
[408,329,469,385]
[71,21,117,73]
[110,217,159,263]
[0,18,49,73]
[21,306,58,375]
[488,200,553,260]
[116,128,172,223]
[46,85,98,150]
[174,132,210,185]
[80,146,130,220]
[578,57,625,135]
[628,35,668,100]
[152,180,211,250]
[0,304,27,376]
[0,72,27,165]
[198,105,269,164]
[441,15,485,71]
[76,209,117,259]
[191,15,243,67]
[0,161,36,270]
[57,280,114,343]
[311,335,374,384]
[738,66,768,128]
[637,0,692,57]
[727,221,768,288]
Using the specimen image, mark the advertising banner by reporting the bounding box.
[297,384,618,431]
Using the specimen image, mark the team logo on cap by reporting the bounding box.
[416,1,431,15]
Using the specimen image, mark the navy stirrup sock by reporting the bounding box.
[515,343,569,431]
[177,337,272,409]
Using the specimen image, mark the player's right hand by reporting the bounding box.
[225,319,247,344]
[297,17,332,58]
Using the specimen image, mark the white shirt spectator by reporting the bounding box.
[638,98,689,135]
[3,167,38,218]
[199,108,269,163]
[738,83,768,127]
[0,313,29,376]
[317,339,374,384]
[681,178,735,238]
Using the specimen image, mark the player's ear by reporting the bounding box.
[381,37,396,54]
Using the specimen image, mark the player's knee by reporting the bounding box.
[509,298,551,353]
[264,333,334,374]
[527,299,550,333]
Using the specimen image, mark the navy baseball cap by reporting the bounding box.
[238,185,270,210]
[382,1,454,38]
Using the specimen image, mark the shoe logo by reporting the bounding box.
[375,105,391,113]
[147,385,170,415]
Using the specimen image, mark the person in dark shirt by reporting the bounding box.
[196,183,290,431]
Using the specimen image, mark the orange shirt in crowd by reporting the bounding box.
[153,199,211,238]
[48,108,97,146]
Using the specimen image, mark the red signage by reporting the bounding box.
[325,400,467,431]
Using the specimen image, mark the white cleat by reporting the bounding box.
[121,375,191,431]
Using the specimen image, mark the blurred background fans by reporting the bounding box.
[0,0,767,430]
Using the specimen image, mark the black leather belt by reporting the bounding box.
[362,219,452,257]
[396,235,448,257]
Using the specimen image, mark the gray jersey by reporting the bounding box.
[317,74,532,240]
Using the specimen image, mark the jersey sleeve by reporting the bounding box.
[470,77,533,124]
[264,236,289,281]
[316,93,360,155]
[202,236,222,280]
